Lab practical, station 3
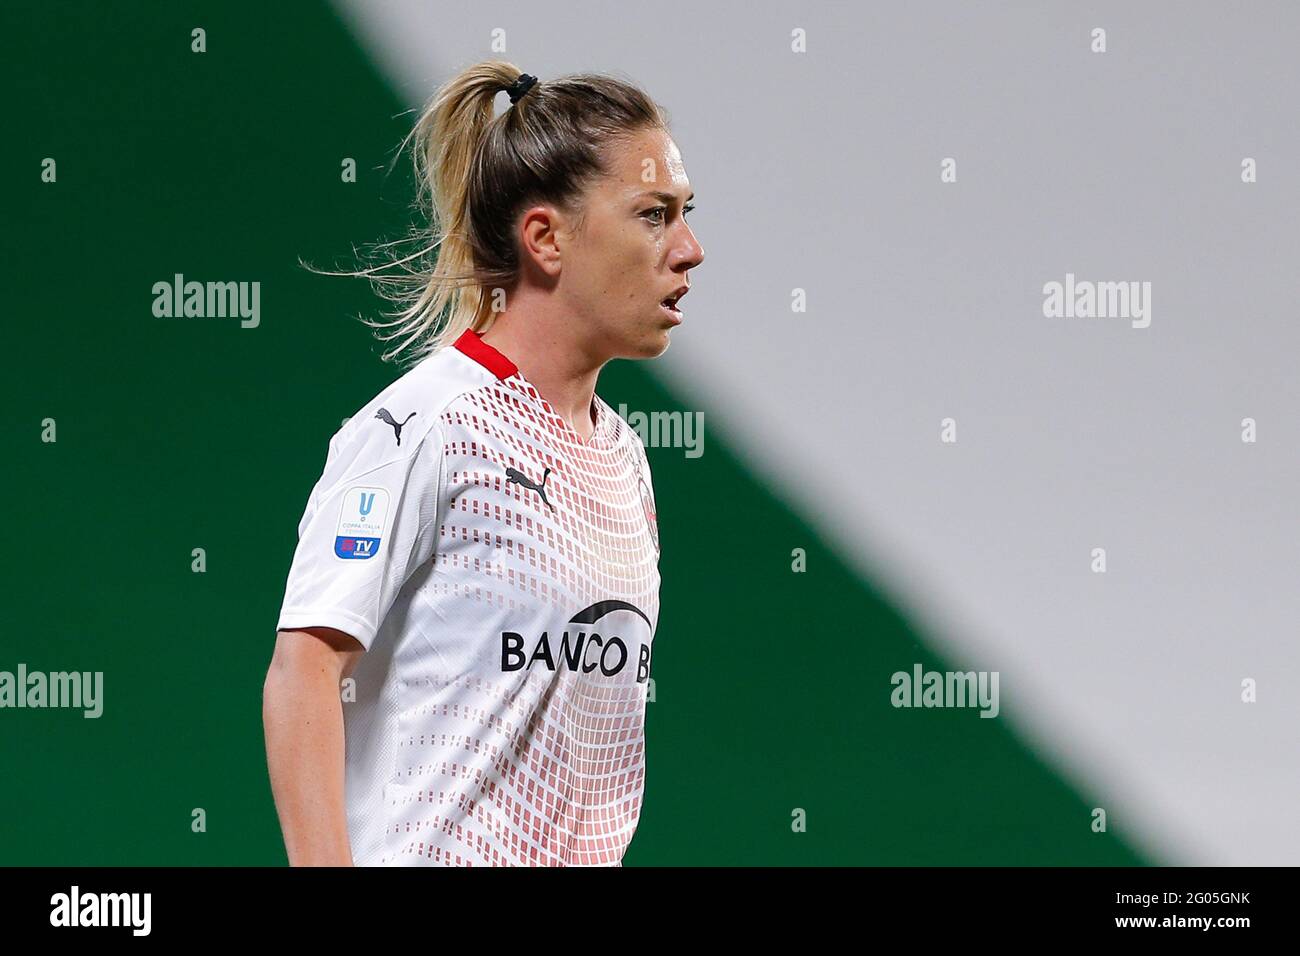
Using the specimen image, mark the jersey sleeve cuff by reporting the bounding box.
[276,606,377,651]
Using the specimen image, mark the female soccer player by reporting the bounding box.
[262,61,704,866]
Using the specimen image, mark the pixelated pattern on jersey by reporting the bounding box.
[383,373,659,866]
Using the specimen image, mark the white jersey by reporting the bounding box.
[276,329,661,866]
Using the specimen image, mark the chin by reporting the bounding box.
[616,328,672,360]
[645,329,673,358]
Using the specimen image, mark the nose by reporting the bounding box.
[671,222,705,271]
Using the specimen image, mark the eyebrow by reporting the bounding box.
[635,190,695,204]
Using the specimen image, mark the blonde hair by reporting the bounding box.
[305,60,669,370]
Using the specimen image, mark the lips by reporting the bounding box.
[660,285,689,310]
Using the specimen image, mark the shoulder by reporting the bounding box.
[597,394,652,471]
[327,344,495,470]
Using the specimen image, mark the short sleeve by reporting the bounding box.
[275,416,445,650]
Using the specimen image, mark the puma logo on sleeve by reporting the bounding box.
[375,408,417,446]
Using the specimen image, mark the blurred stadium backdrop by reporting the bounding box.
[5,1,1297,865]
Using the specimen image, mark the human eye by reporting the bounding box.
[642,206,666,224]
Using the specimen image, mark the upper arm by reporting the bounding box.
[269,627,366,682]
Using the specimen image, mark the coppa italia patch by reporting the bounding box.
[334,486,390,560]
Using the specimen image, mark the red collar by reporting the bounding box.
[452,328,518,380]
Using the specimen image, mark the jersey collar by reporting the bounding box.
[452,327,607,447]
[453,328,518,380]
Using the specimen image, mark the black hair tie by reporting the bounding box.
[506,73,538,104]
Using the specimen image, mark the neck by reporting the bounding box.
[479,299,606,440]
